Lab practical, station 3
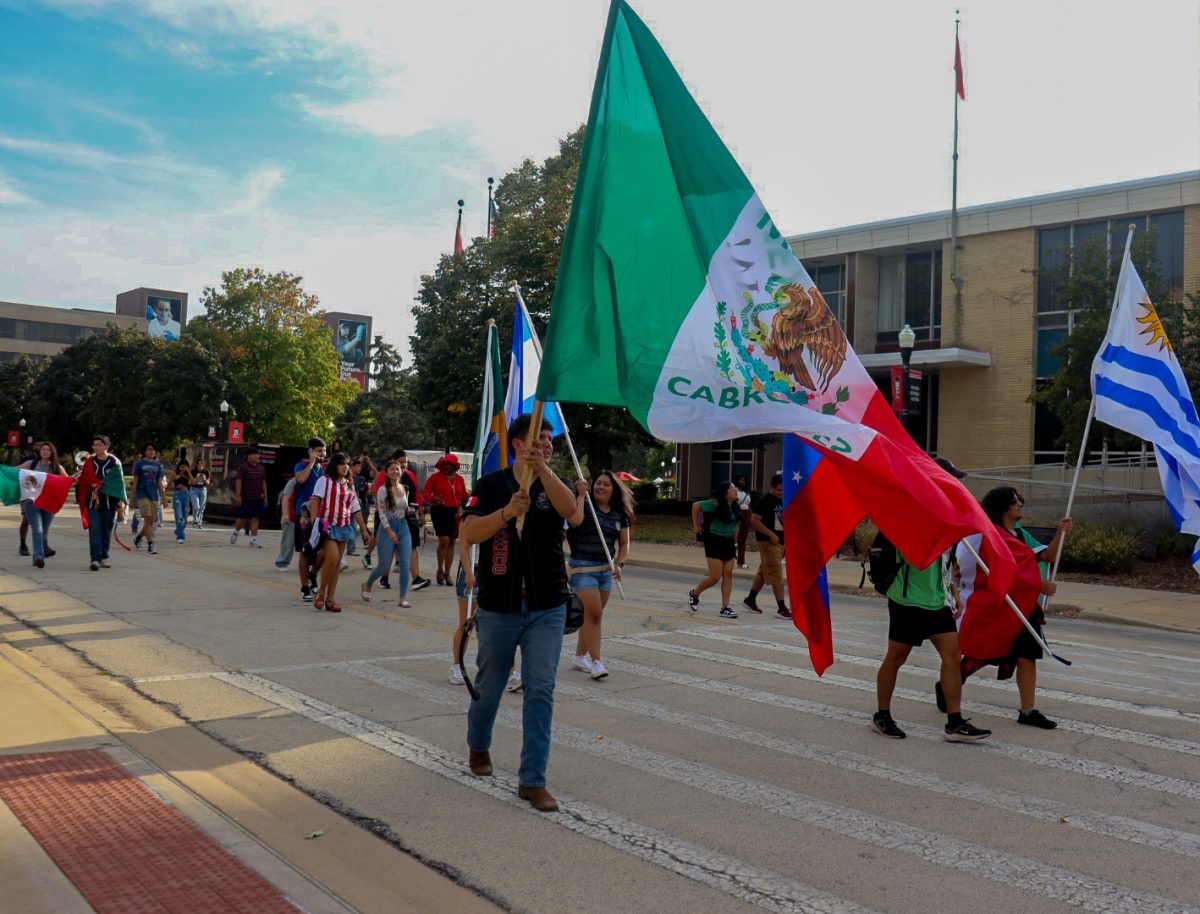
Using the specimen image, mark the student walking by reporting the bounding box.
[957,487,1072,729]
[189,459,209,528]
[688,482,741,618]
[743,473,791,619]
[293,438,326,602]
[79,435,126,571]
[461,413,577,812]
[275,477,296,570]
[734,475,753,568]
[307,452,371,612]
[171,460,193,543]
[424,453,467,586]
[231,448,268,547]
[361,460,412,607]
[18,442,70,568]
[566,471,632,681]
[132,444,165,555]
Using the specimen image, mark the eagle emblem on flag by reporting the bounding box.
[20,475,39,494]
[716,277,851,412]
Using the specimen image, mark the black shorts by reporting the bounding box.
[702,534,736,562]
[407,517,421,544]
[295,520,312,553]
[430,505,458,538]
[887,599,957,647]
[1012,610,1045,661]
[238,498,265,519]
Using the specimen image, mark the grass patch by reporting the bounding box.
[633,514,698,546]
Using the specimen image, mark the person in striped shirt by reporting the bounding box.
[306,452,371,612]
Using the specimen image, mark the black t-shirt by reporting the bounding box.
[462,468,569,613]
[566,502,628,562]
[753,492,783,543]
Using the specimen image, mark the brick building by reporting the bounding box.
[678,171,1199,499]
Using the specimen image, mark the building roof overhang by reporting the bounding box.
[859,347,992,371]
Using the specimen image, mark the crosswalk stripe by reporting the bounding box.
[336,663,1199,914]
[663,628,1200,724]
[602,651,1200,800]
[619,633,1200,758]
[213,671,879,914]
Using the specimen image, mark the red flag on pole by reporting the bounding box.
[955,35,966,100]
[454,199,465,256]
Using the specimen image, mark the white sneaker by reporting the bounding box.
[249,537,262,548]
[571,654,593,673]
[506,669,523,693]
[339,561,350,571]
[590,659,609,680]
[229,531,238,544]
[449,664,465,685]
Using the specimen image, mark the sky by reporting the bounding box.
[1,0,1197,357]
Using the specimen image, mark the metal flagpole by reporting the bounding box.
[512,281,626,600]
[487,177,495,239]
[1040,224,1137,608]
[958,537,1071,666]
[950,11,963,335]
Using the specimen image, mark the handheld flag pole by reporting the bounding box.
[515,399,546,534]
[512,281,626,599]
[959,537,1071,666]
[1039,224,1137,611]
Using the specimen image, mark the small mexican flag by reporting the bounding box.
[0,465,73,513]
[77,455,127,528]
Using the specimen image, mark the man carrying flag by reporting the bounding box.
[76,434,128,571]
[535,0,1015,675]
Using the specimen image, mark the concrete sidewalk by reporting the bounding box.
[625,541,1200,635]
[0,625,502,914]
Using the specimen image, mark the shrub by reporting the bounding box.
[1059,525,1138,574]
[1156,528,1196,558]
[631,482,660,502]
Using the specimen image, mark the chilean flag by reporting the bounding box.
[783,393,1015,676]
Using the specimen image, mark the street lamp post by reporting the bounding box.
[898,324,916,442]
[219,400,229,441]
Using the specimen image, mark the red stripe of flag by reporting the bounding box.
[955,35,966,100]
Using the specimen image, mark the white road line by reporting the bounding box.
[602,652,1200,801]
[133,654,443,683]
[619,634,1200,758]
[214,671,878,914]
[663,628,1200,724]
[338,663,1199,914]
[543,681,1200,860]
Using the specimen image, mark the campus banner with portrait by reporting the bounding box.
[325,312,372,390]
[146,296,183,341]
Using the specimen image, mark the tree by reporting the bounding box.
[0,356,44,438]
[410,126,652,469]
[189,268,359,444]
[1033,231,1199,461]
[27,326,230,456]
[332,337,433,458]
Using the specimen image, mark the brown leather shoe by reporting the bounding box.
[517,785,559,812]
[468,750,492,776]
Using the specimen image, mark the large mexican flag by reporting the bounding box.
[0,465,73,513]
[537,0,1016,672]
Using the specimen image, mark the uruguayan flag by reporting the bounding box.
[506,301,566,438]
[1092,250,1200,574]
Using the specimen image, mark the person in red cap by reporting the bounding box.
[424,453,468,585]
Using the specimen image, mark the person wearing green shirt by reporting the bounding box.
[688,481,741,618]
[870,543,992,744]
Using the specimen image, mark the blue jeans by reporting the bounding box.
[276,521,295,568]
[87,507,115,562]
[367,519,410,596]
[23,502,53,561]
[173,491,190,541]
[467,601,566,787]
[189,488,207,524]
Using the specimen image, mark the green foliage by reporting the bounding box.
[1155,527,1197,558]
[1033,232,1200,460]
[0,356,44,434]
[1059,524,1138,574]
[189,268,358,444]
[410,126,652,471]
[631,481,660,502]
[634,497,693,517]
[332,337,433,459]
[27,326,230,457]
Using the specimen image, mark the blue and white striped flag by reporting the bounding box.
[1092,249,1200,575]
[505,300,566,438]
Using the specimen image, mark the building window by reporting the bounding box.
[1036,210,1184,379]
[804,262,847,329]
[877,249,942,346]
[709,439,755,495]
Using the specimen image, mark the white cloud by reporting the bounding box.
[0,181,33,205]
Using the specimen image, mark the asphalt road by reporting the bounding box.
[3,517,1200,914]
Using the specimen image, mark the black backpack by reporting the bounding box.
[864,530,908,596]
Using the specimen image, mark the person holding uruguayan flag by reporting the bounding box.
[1092,245,1200,575]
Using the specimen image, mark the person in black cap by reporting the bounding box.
[870,455,992,744]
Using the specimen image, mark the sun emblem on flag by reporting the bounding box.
[1135,294,1173,353]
